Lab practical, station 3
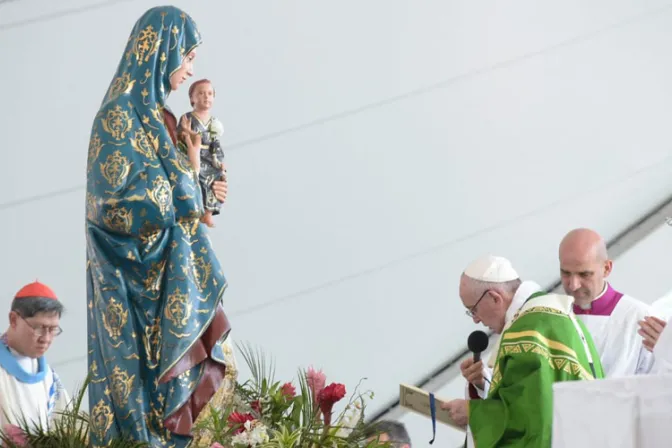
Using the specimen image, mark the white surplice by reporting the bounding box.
[463,280,542,448]
[0,342,69,429]
[575,284,654,377]
[653,317,672,374]
[651,291,672,320]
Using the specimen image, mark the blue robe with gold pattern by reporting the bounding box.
[85,7,231,447]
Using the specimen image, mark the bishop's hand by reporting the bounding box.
[638,316,667,352]
[441,399,468,428]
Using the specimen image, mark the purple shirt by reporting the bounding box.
[573,283,623,316]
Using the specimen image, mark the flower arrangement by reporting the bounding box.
[192,343,390,447]
[0,344,391,448]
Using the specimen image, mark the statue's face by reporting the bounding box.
[170,50,197,91]
[190,81,214,111]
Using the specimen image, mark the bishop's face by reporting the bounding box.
[9,311,61,358]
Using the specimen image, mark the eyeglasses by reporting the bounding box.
[465,289,491,318]
[17,314,63,337]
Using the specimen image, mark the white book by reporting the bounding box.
[399,383,465,431]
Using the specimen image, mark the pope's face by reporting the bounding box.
[460,277,507,333]
[170,50,197,91]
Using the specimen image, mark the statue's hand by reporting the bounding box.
[180,116,199,137]
[212,172,228,204]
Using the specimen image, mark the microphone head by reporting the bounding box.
[468,330,489,353]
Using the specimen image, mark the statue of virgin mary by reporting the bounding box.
[85,6,235,447]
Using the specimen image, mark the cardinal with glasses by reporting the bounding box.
[0,281,69,430]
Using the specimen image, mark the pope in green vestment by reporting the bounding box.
[85,6,232,447]
[469,292,604,447]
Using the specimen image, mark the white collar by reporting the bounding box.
[505,280,543,325]
[594,281,608,300]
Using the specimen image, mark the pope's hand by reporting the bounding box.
[638,316,667,352]
[441,399,468,428]
[460,358,485,390]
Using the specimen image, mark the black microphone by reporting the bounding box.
[467,330,489,362]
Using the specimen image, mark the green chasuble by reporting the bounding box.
[469,293,604,448]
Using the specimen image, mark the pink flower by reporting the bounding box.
[210,444,224,448]
[306,366,326,402]
[318,383,346,427]
[2,424,28,447]
[281,382,296,399]
[250,400,262,414]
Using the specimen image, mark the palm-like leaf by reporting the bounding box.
[236,341,276,394]
[0,374,148,448]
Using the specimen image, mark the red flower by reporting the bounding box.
[317,382,346,427]
[251,400,262,414]
[227,412,255,435]
[281,382,296,399]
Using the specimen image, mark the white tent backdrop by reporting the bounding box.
[1,0,671,424]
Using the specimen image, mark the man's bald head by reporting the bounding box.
[559,228,612,306]
[559,228,608,262]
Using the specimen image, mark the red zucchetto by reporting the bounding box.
[14,280,58,300]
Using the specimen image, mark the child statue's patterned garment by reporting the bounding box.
[178,112,226,215]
